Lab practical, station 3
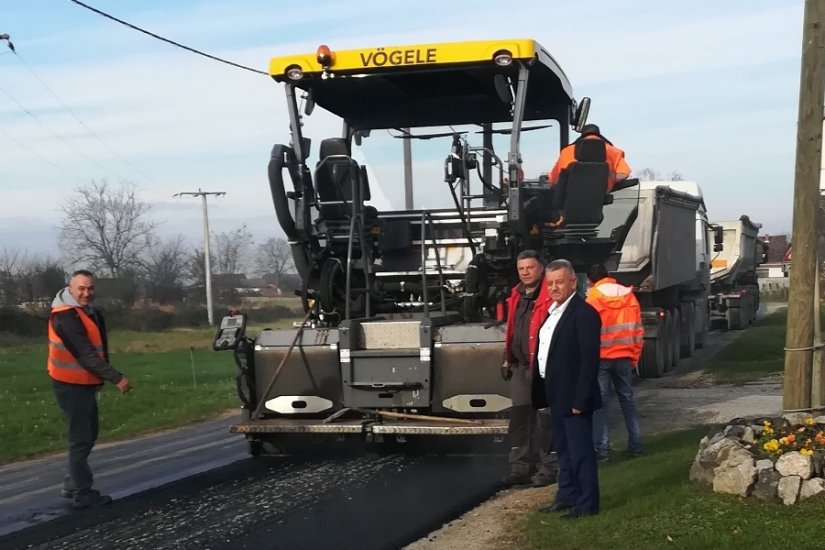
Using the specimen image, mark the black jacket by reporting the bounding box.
[51,308,123,385]
[531,293,602,414]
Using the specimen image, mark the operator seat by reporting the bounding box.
[554,138,609,226]
[314,138,376,224]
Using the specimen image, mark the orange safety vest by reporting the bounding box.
[47,305,105,385]
[586,278,644,366]
[548,135,631,191]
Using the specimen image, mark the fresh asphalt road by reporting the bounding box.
[0,307,778,549]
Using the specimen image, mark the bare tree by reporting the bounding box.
[143,235,188,304]
[57,180,156,278]
[635,167,660,181]
[212,225,254,275]
[256,237,294,286]
[670,169,684,181]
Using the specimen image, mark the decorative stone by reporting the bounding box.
[751,425,764,436]
[783,413,809,426]
[690,438,739,486]
[724,425,746,439]
[741,426,755,444]
[800,478,825,500]
[775,452,813,480]
[713,448,757,497]
[778,475,802,505]
[755,459,774,472]
[814,415,825,425]
[813,450,825,477]
[752,469,781,502]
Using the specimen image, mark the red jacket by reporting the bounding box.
[504,281,552,368]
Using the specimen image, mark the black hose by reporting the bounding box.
[268,144,298,240]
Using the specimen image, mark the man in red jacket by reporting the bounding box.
[502,250,557,487]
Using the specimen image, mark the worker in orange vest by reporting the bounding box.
[585,264,643,460]
[548,124,631,191]
[48,270,133,509]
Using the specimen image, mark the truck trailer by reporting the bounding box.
[610,181,712,378]
[214,38,640,454]
[708,216,766,330]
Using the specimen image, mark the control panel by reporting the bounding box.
[213,313,247,351]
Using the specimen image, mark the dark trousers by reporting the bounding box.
[508,363,556,478]
[52,379,99,492]
[552,410,600,514]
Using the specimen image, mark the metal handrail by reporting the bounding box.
[420,210,447,316]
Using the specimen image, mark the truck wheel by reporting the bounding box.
[639,338,665,378]
[680,303,696,358]
[695,304,709,349]
[727,307,744,330]
[669,308,681,370]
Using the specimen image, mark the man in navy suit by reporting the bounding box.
[532,259,602,519]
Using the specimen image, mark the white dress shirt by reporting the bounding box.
[536,292,576,378]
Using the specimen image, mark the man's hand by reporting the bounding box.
[116,377,133,394]
[571,408,582,415]
[501,361,513,381]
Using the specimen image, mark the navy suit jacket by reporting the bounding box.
[531,293,603,415]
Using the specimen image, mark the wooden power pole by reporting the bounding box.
[784,0,825,412]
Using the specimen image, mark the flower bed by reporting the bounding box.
[690,413,825,505]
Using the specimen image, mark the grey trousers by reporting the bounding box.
[52,379,99,492]
[508,363,556,478]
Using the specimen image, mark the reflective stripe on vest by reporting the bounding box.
[587,279,644,362]
[47,305,104,385]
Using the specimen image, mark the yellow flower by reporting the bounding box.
[806,417,815,426]
[801,448,814,456]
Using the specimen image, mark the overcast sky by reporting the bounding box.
[0,0,807,257]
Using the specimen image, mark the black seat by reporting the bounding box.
[555,139,608,226]
[315,138,372,221]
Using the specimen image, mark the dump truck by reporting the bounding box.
[609,181,711,378]
[213,38,640,454]
[708,216,766,330]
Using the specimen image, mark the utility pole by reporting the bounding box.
[175,189,226,326]
[784,0,825,412]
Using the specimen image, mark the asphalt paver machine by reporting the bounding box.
[216,39,639,454]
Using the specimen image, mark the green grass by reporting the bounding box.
[526,428,825,550]
[704,308,787,383]
[0,320,297,464]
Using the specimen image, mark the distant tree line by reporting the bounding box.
[1,180,298,308]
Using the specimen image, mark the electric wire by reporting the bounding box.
[9,48,177,196]
[0,125,86,184]
[68,0,269,76]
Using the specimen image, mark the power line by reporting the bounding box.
[6,45,177,196]
[68,0,269,77]
[0,125,86,184]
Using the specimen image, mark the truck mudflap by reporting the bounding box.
[229,418,509,436]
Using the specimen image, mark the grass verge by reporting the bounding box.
[526,427,825,549]
[704,308,786,383]
[0,320,298,464]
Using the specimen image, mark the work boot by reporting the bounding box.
[60,488,76,499]
[531,470,558,487]
[501,472,533,488]
[72,489,112,509]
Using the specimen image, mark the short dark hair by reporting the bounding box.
[516,249,541,263]
[71,269,95,279]
[587,264,609,283]
[546,258,575,277]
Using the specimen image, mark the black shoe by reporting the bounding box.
[531,472,558,487]
[561,509,597,520]
[72,489,112,509]
[501,472,533,487]
[623,450,643,458]
[538,502,574,513]
[60,488,76,499]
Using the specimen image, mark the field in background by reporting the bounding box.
[0,313,301,464]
